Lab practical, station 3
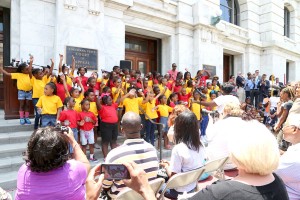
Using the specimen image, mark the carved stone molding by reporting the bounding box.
[64,0,78,10]
[88,0,102,15]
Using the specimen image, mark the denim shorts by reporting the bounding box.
[160,117,169,132]
[80,129,94,145]
[18,90,32,100]
[41,114,56,127]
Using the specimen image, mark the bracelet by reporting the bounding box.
[73,143,79,149]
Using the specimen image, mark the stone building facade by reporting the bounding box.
[0,0,299,82]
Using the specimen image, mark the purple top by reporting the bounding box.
[15,160,87,200]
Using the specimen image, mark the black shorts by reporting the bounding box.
[101,121,118,143]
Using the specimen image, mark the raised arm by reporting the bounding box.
[71,55,75,75]
[77,77,85,96]
[60,75,70,97]
[28,55,34,78]
[204,70,211,78]
[47,58,54,78]
[0,66,11,76]
[58,54,63,73]
[96,96,102,110]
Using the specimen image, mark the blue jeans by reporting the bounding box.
[32,98,41,129]
[41,115,56,127]
[200,115,209,136]
[145,119,156,145]
[140,114,146,138]
[69,128,78,153]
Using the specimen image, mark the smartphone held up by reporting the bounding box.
[101,164,130,181]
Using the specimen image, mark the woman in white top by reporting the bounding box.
[160,111,206,199]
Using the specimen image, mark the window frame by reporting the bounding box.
[220,0,240,26]
[284,7,290,38]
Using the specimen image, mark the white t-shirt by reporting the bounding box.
[270,97,280,109]
[214,95,240,114]
[206,116,243,170]
[169,143,206,192]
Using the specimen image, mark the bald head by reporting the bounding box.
[121,112,142,136]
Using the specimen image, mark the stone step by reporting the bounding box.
[0,131,32,145]
[0,156,24,173]
[0,118,34,133]
[0,142,27,158]
[0,171,17,191]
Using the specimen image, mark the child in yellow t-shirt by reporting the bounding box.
[31,68,48,130]
[68,77,85,112]
[142,92,160,146]
[155,95,173,149]
[36,82,63,127]
[120,88,144,115]
[0,56,33,125]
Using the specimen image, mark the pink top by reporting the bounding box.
[167,70,178,81]
[15,160,87,200]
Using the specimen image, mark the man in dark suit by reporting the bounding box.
[275,77,284,88]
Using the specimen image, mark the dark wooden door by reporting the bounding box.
[223,55,230,82]
[125,34,157,74]
[4,67,34,119]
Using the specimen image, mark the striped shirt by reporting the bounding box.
[102,138,159,199]
[276,143,300,200]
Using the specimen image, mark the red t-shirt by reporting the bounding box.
[99,103,118,123]
[169,102,176,108]
[78,111,97,131]
[173,85,182,93]
[75,76,88,88]
[198,75,209,87]
[56,83,72,103]
[178,93,192,103]
[59,110,79,128]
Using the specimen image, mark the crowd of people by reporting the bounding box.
[0,54,299,200]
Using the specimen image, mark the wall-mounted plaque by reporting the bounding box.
[66,46,98,70]
[203,65,216,79]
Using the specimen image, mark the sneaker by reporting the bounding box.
[20,118,25,125]
[89,157,99,162]
[25,118,31,124]
[94,143,101,149]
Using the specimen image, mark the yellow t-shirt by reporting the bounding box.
[112,87,124,102]
[89,101,98,116]
[212,85,220,92]
[159,85,171,99]
[148,80,153,87]
[66,75,73,86]
[43,75,57,84]
[123,97,141,114]
[143,100,158,120]
[11,73,32,91]
[36,95,63,114]
[191,102,202,120]
[74,94,84,112]
[157,104,173,117]
[186,87,192,95]
[98,78,108,85]
[31,77,47,98]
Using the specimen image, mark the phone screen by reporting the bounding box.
[101,164,130,180]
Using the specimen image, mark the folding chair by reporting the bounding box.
[116,178,165,200]
[158,168,205,200]
[204,156,229,180]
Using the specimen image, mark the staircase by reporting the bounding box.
[0,111,172,198]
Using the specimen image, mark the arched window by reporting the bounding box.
[220,0,240,26]
[284,7,290,38]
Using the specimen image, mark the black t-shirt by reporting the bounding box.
[188,173,288,200]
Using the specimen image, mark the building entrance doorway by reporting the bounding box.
[223,54,234,82]
[125,34,158,74]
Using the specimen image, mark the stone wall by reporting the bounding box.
[6,0,300,81]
